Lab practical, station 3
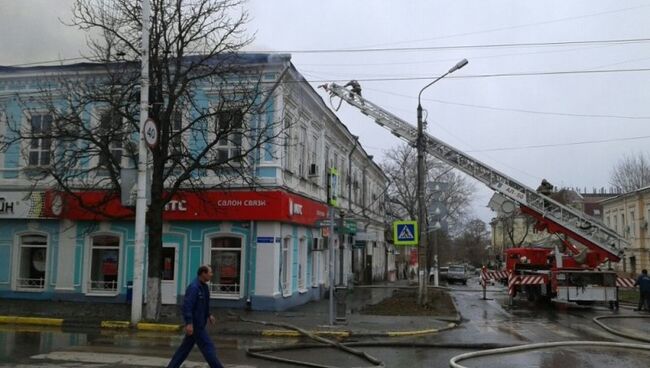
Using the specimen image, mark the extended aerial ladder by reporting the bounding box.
[321,83,628,264]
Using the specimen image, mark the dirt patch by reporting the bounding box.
[360,289,456,316]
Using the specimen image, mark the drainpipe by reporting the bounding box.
[247,220,254,309]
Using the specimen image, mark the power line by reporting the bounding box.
[299,67,650,83]
[347,4,650,49]
[5,37,650,68]
[258,37,650,55]
[361,134,650,154]
[364,88,650,120]
[466,135,650,153]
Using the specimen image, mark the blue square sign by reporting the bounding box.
[393,221,418,246]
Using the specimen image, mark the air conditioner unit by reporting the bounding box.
[308,163,319,177]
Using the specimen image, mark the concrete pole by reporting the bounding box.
[416,104,428,305]
[328,205,335,325]
[131,0,150,325]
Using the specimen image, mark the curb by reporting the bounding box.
[0,314,457,337]
[0,316,63,327]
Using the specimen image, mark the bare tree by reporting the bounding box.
[381,143,474,230]
[500,211,535,248]
[1,0,286,320]
[610,152,650,192]
[453,218,490,266]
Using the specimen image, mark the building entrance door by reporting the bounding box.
[161,244,179,305]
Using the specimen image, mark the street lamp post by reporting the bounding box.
[416,58,468,305]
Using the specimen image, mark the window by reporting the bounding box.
[89,235,120,292]
[210,237,242,297]
[298,126,307,176]
[98,109,124,169]
[28,114,52,167]
[629,211,635,237]
[16,234,47,290]
[311,238,320,286]
[170,110,184,159]
[281,237,291,295]
[215,109,243,163]
[298,238,307,291]
[284,114,294,172]
[621,214,625,237]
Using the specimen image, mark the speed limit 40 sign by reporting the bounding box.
[143,118,159,149]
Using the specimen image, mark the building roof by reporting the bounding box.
[599,184,650,205]
[0,53,291,75]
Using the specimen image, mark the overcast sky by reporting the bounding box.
[2,0,650,223]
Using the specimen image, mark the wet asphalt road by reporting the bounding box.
[1,277,649,367]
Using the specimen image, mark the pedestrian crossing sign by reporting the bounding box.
[393,221,418,246]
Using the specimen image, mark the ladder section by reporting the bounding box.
[323,83,628,262]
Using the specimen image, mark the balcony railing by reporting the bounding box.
[17,278,45,290]
[209,283,239,296]
[89,280,118,292]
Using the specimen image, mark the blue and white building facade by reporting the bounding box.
[0,54,391,311]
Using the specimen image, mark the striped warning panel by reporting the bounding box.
[519,275,546,285]
[616,277,636,288]
[508,274,519,296]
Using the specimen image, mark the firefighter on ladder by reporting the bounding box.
[344,80,362,101]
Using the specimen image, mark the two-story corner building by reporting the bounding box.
[601,186,650,275]
[0,53,390,311]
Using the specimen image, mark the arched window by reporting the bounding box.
[89,235,120,292]
[210,237,242,297]
[17,234,48,290]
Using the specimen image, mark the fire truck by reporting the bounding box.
[321,82,629,306]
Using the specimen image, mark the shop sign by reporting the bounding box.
[0,192,50,219]
[47,190,329,226]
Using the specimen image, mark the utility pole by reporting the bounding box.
[416,104,428,305]
[416,58,468,305]
[131,0,150,325]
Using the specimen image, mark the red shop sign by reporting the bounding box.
[45,190,328,226]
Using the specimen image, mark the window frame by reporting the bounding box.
[214,108,245,165]
[85,232,122,296]
[95,107,126,175]
[281,236,292,297]
[205,234,245,300]
[13,232,49,292]
[24,112,54,168]
[298,237,307,292]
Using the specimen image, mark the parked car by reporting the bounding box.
[446,264,469,285]
[429,266,448,283]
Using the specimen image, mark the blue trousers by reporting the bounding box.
[167,328,224,368]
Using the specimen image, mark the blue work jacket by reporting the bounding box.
[636,274,650,293]
[182,278,212,329]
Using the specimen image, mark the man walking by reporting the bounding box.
[634,269,650,312]
[168,265,224,368]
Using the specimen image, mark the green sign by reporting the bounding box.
[317,219,357,235]
[393,220,418,246]
[328,167,339,207]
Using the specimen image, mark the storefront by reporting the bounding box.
[0,189,330,310]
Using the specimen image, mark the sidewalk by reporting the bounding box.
[0,281,458,337]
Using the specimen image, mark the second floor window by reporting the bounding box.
[215,109,243,163]
[28,114,53,167]
[98,109,124,167]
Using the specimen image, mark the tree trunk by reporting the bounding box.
[145,159,164,321]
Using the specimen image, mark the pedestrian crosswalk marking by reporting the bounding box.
[398,225,414,240]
